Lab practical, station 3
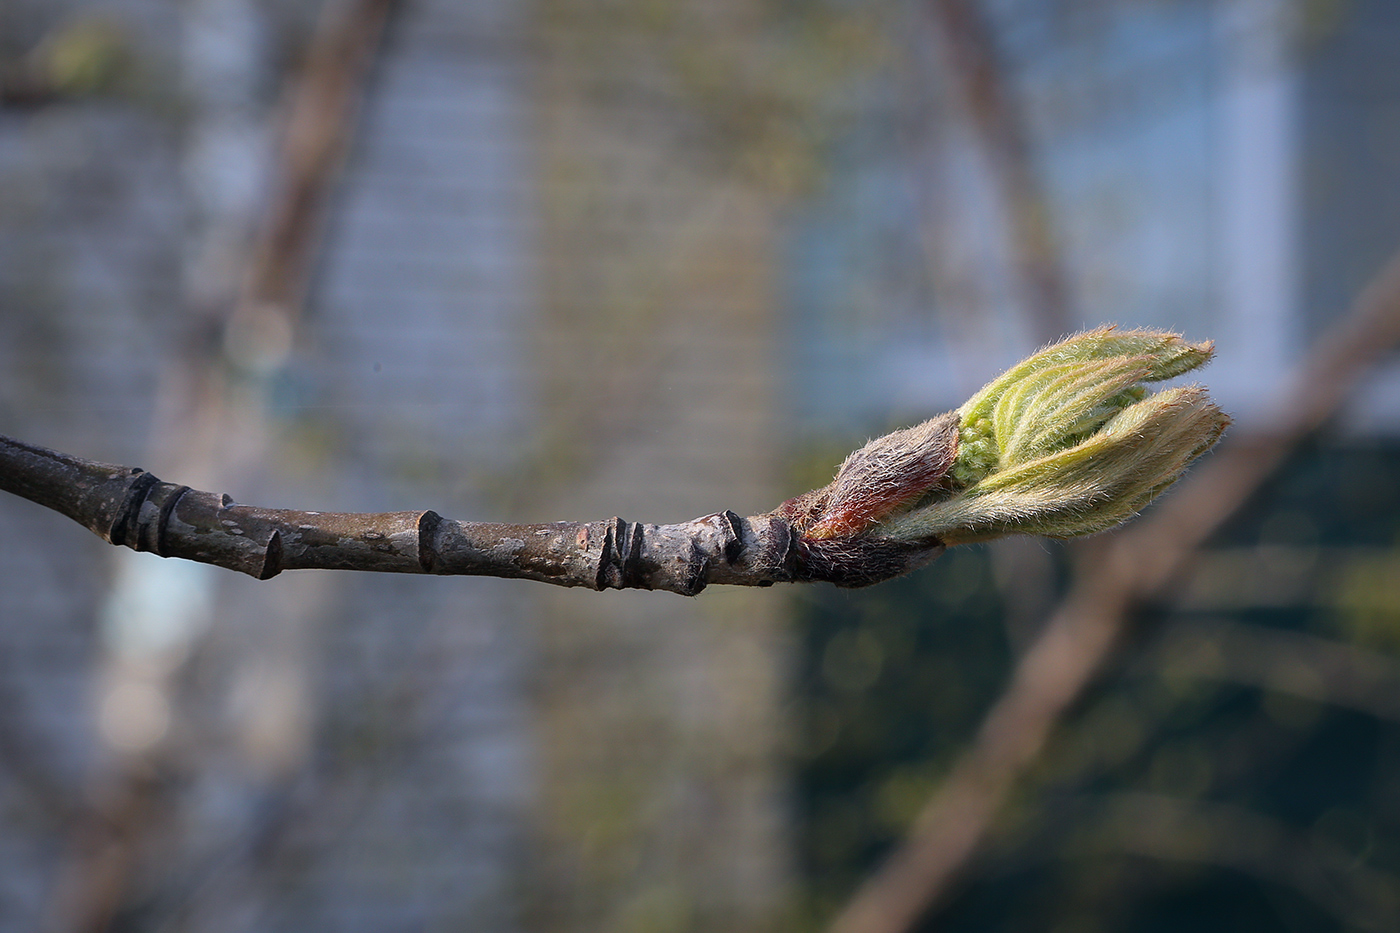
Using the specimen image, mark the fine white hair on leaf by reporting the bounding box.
[783,327,1228,556]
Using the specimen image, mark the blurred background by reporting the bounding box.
[1,0,1399,931]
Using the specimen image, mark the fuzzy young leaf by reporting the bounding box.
[781,327,1228,562]
[888,327,1227,544]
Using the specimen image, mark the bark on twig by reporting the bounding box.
[0,433,944,595]
[826,246,1400,933]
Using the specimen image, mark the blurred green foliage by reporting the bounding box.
[790,541,1015,923]
[791,440,1400,931]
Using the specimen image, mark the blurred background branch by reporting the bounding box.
[1071,793,1400,928]
[926,0,1069,345]
[43,0,398,929]
[828,248,1400,933]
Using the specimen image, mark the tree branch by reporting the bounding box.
[0,433,941,595]
[3,329,1232,596]
[927,0,1069,344]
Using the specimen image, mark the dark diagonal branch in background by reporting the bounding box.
[244,0,398,320]
[827,249,1400,933]
[928,0,1069,343]
[42,3,402,932]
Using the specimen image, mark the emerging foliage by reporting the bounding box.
[0,328,1228,593]
[786,327,1229,551]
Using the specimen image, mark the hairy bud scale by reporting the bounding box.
[775,327,1229,584]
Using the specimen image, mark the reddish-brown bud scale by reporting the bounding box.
[800,413,960,542]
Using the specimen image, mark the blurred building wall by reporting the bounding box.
[0,0,793,930]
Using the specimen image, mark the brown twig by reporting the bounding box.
[827,247,1400,933]
[0,433,943,594]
